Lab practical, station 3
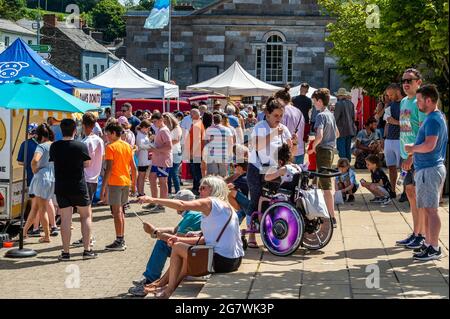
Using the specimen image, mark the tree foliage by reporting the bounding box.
[91,0,126,42]
[319,0,449,107]
[25,0,99,13]
[0,0,26,20]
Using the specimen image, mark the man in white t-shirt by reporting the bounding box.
[72,112,105,247]
[81,113,105,202]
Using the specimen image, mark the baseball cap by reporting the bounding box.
[27,123,38,134]
[174,189,196,201]
[117,116,128,126]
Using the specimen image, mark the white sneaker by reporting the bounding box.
[185,274,211,281]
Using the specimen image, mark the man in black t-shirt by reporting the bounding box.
[50,119,97,261]
[292,83,313,139]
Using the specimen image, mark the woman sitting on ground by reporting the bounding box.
[138,175,244,299]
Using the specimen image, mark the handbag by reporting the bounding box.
[186,206,234,277]
[300,187,330,220]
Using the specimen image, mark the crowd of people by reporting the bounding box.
[17,67,447,298]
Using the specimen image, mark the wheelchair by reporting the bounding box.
[242,168,342,257]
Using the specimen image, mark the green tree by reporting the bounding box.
[75,0,101,12]
[0,0,26,20]
[137,0,155,10]
[319,0,449,107]
[91,0,126,42]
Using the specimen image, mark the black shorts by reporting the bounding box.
[138,166,149,172]
[56,193,91,209]
[404,165,415,186]
[213,253,242,273]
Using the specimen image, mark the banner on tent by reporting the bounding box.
[0,108,11,180]
[13,110,83,121]
[73,88,102,107]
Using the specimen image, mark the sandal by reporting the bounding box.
[38,237,50,243]
[143,284,164,294]
[247,241,259,248]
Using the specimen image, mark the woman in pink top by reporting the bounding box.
[147,113,173,211]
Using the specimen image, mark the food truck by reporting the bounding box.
[0,39,112,236]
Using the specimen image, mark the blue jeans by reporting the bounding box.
[143,239,172,282]
[189,161,202,193]
[168,162,181,194]
[294,155,305,165]
[336,136,353,160]
[236,190,250,215]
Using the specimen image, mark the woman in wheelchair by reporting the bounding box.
[246,144,305,248]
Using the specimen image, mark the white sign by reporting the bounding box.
[0,108,11,180]
[11,181,24,206]
[73,88,102,107]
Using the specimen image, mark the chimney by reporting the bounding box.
[43,14,57,27]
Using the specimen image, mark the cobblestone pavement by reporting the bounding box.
[0,172,448,299]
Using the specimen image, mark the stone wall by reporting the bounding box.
[40,27,82,79]
[125,0,337,90]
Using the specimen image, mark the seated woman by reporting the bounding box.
[138,176,244,299]
[128,190,202,297]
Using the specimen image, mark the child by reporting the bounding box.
[335,158,359,202]
[245,112,257,129]
[225,161,249,223]
[361,154,395,205]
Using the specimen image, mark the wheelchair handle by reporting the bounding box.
[303,168,342,178]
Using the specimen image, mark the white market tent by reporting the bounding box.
[187,61,281,96]
[290,84,338,105]
[89,59,179,99]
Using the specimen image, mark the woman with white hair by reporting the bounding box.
[138,175,244,299]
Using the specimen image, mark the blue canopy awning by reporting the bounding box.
[0,38,112,106]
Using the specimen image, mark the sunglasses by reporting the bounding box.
[401,78,419,84]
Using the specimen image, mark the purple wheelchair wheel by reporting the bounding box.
[260,202,304,256]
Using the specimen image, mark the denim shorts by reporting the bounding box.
[150,166,170,177]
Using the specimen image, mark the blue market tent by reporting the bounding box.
[0,38,112,106]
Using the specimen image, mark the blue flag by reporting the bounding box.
[144,0,170,29]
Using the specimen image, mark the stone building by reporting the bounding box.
[125,0,342,91]
[40,14,119,81]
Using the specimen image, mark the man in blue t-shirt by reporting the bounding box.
[405,85,448,261]
[128,190,202,296]
[17,123,39,187]
[225,104,239,128]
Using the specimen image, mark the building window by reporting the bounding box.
[287,49,293,83]
[85,64,90,80]
[93,64,98,77]
[265,35,283,83]
[101,65,105,73]
[256,48,262,79]
[255,32,295,84]
[5,36,10,47]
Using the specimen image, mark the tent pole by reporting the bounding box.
[5,109,37,258]
[168,2,172,82]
